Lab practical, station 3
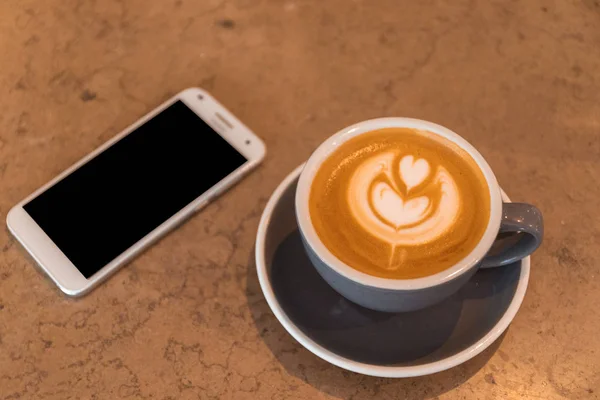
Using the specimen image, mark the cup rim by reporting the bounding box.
[295,117,503,290]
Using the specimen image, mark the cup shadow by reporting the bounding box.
[271,231,466,365]
[246,232,515,398]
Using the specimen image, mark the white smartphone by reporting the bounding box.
[6,88,266,296]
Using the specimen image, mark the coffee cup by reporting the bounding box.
[295,118,543,312]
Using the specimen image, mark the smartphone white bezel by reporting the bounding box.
[6,88,266,296]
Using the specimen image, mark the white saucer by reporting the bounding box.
[255,164,530,378]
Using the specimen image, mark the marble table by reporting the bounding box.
[0,0,598,398]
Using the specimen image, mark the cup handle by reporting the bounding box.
[479,203,544,268]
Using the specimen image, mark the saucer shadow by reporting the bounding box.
[246,173,521,397]
[247,233,519,397]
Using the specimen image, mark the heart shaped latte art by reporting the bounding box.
[399,155,430,191]
[371,181,430,228]
[347,152,461,249]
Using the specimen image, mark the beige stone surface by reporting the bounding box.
[1,0,599,399]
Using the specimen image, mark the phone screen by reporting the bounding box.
[24,100,247,278]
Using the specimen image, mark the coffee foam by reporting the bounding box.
[348,152,460,247]
[309,127,491,279]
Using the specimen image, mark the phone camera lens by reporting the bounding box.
[197,94,204,100]
[245,139,251,145]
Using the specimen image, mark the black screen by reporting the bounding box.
[24,100,247,278]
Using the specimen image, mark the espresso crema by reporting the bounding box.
[309,127,491,279]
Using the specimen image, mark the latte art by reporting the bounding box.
[309,127,491,279]
[348,153,461,267]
